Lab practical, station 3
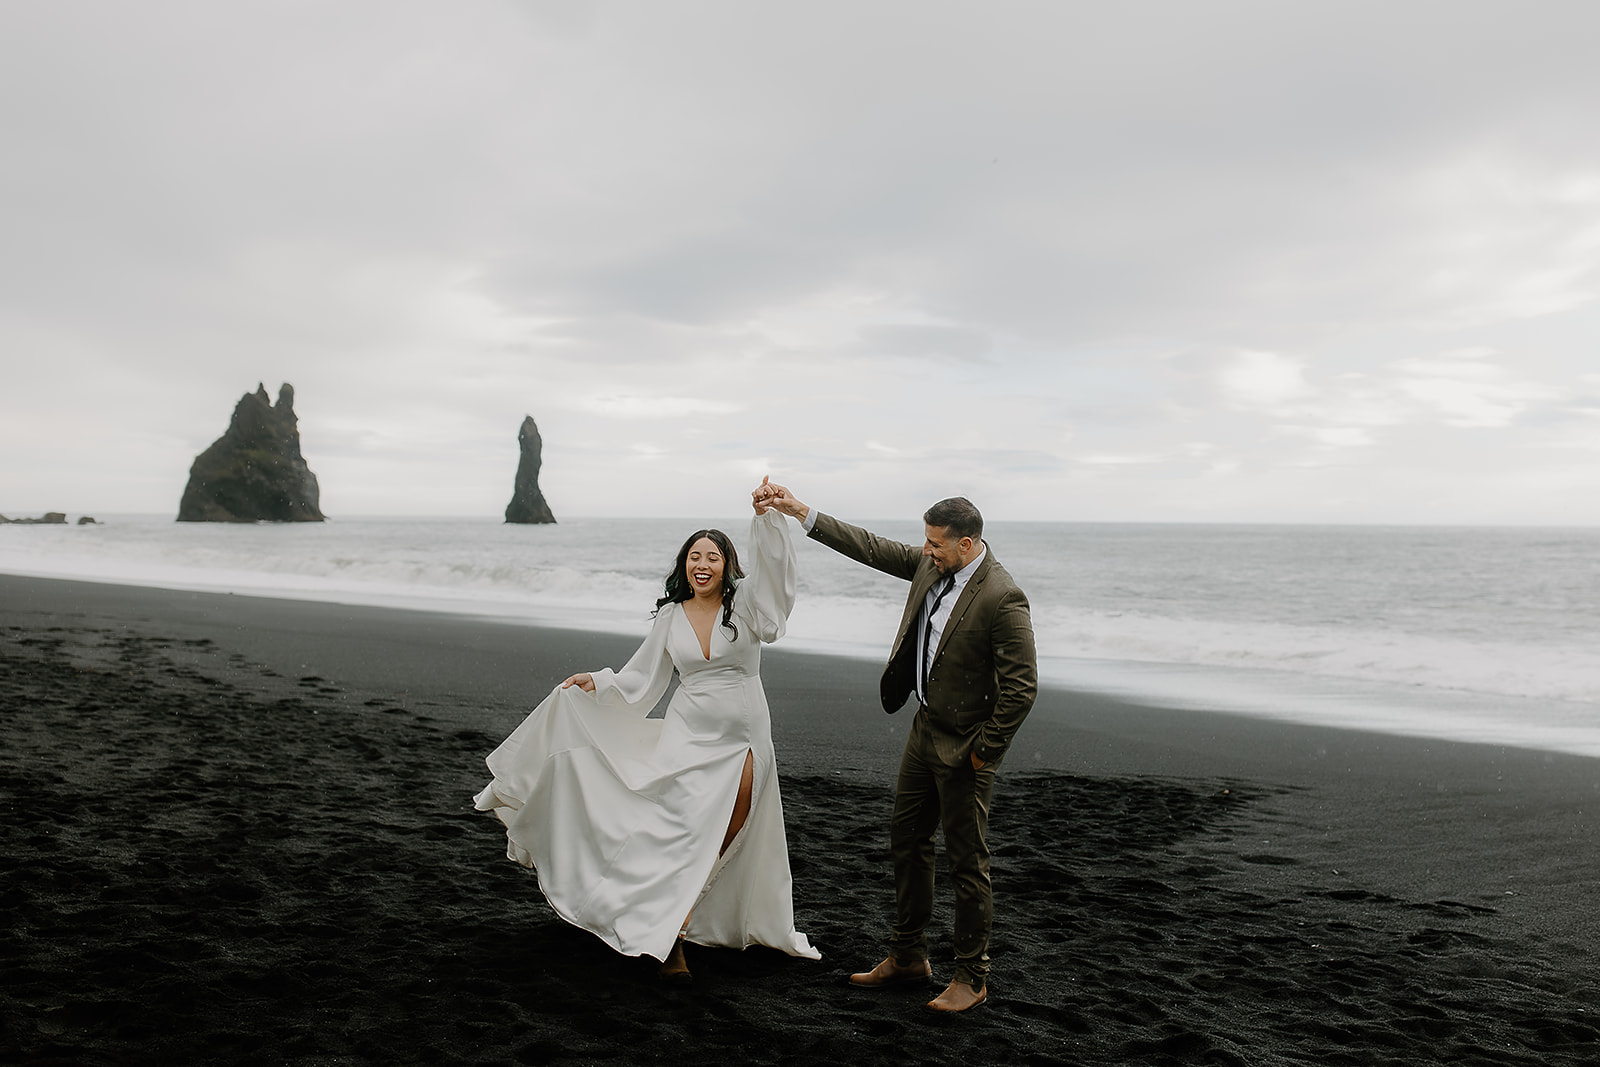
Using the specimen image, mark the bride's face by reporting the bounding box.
[684,538,725,599]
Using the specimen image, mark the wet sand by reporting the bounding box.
[2,573,1597,1065]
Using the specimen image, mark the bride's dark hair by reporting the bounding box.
[655,528,744,640]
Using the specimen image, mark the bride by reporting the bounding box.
[472,479,818,981]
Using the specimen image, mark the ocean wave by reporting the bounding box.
[1027,604,1600,706]
[7,516,1600,725]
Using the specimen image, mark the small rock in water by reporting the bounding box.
[0,512,68,524]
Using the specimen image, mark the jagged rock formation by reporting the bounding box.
[177,383,325,522]
[0,512,68,524]
[504,415,556,524]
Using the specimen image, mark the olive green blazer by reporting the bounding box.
[808,512,1038,765]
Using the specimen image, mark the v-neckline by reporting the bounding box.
[681,602,716,661]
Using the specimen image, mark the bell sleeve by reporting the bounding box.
[734,507,798,644]
[590,604,676,713]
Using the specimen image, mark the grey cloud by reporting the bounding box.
[8,1,1600,520]
[858,324,994,362]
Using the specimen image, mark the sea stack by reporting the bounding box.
[504,415,556,524]
[177,383,325,522]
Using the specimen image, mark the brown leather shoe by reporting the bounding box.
[926,978,987,1013]
[658,938,692,985]
[848,957,934,989]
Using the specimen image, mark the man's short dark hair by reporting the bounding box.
[923,497,983,542]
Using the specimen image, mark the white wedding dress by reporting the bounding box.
[473,509,818,962]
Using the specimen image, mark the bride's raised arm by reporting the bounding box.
[736,505,798,644]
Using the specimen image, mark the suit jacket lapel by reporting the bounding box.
[893,563,944,660]
[932,547,992,665]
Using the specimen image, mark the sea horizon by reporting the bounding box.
[12,509,1600,528]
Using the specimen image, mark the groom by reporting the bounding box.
[754,479,1037,1013]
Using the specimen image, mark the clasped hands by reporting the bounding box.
[750,475,808,520]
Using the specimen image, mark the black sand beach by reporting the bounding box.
[2,573,1597,1065]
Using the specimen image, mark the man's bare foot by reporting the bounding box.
[926,978,987,1013]
[658,938,691,985]
[847,957,934,988]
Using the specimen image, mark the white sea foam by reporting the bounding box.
[1029,604,1600,706]
[5,514,1599,757]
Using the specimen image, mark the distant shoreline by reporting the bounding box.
[0,511,95,525]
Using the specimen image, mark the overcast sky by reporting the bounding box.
[5,1,1600,523]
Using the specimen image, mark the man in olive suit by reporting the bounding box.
[754,479,1037,1014]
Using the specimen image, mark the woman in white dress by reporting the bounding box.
[473,490,818,982]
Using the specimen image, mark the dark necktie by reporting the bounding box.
[921,575,955,699]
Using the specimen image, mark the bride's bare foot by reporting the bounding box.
[658,938,692,985]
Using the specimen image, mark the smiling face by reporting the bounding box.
[684,537,726,600]
[923,523,975,576]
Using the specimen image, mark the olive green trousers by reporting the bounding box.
[886,709,998,988]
